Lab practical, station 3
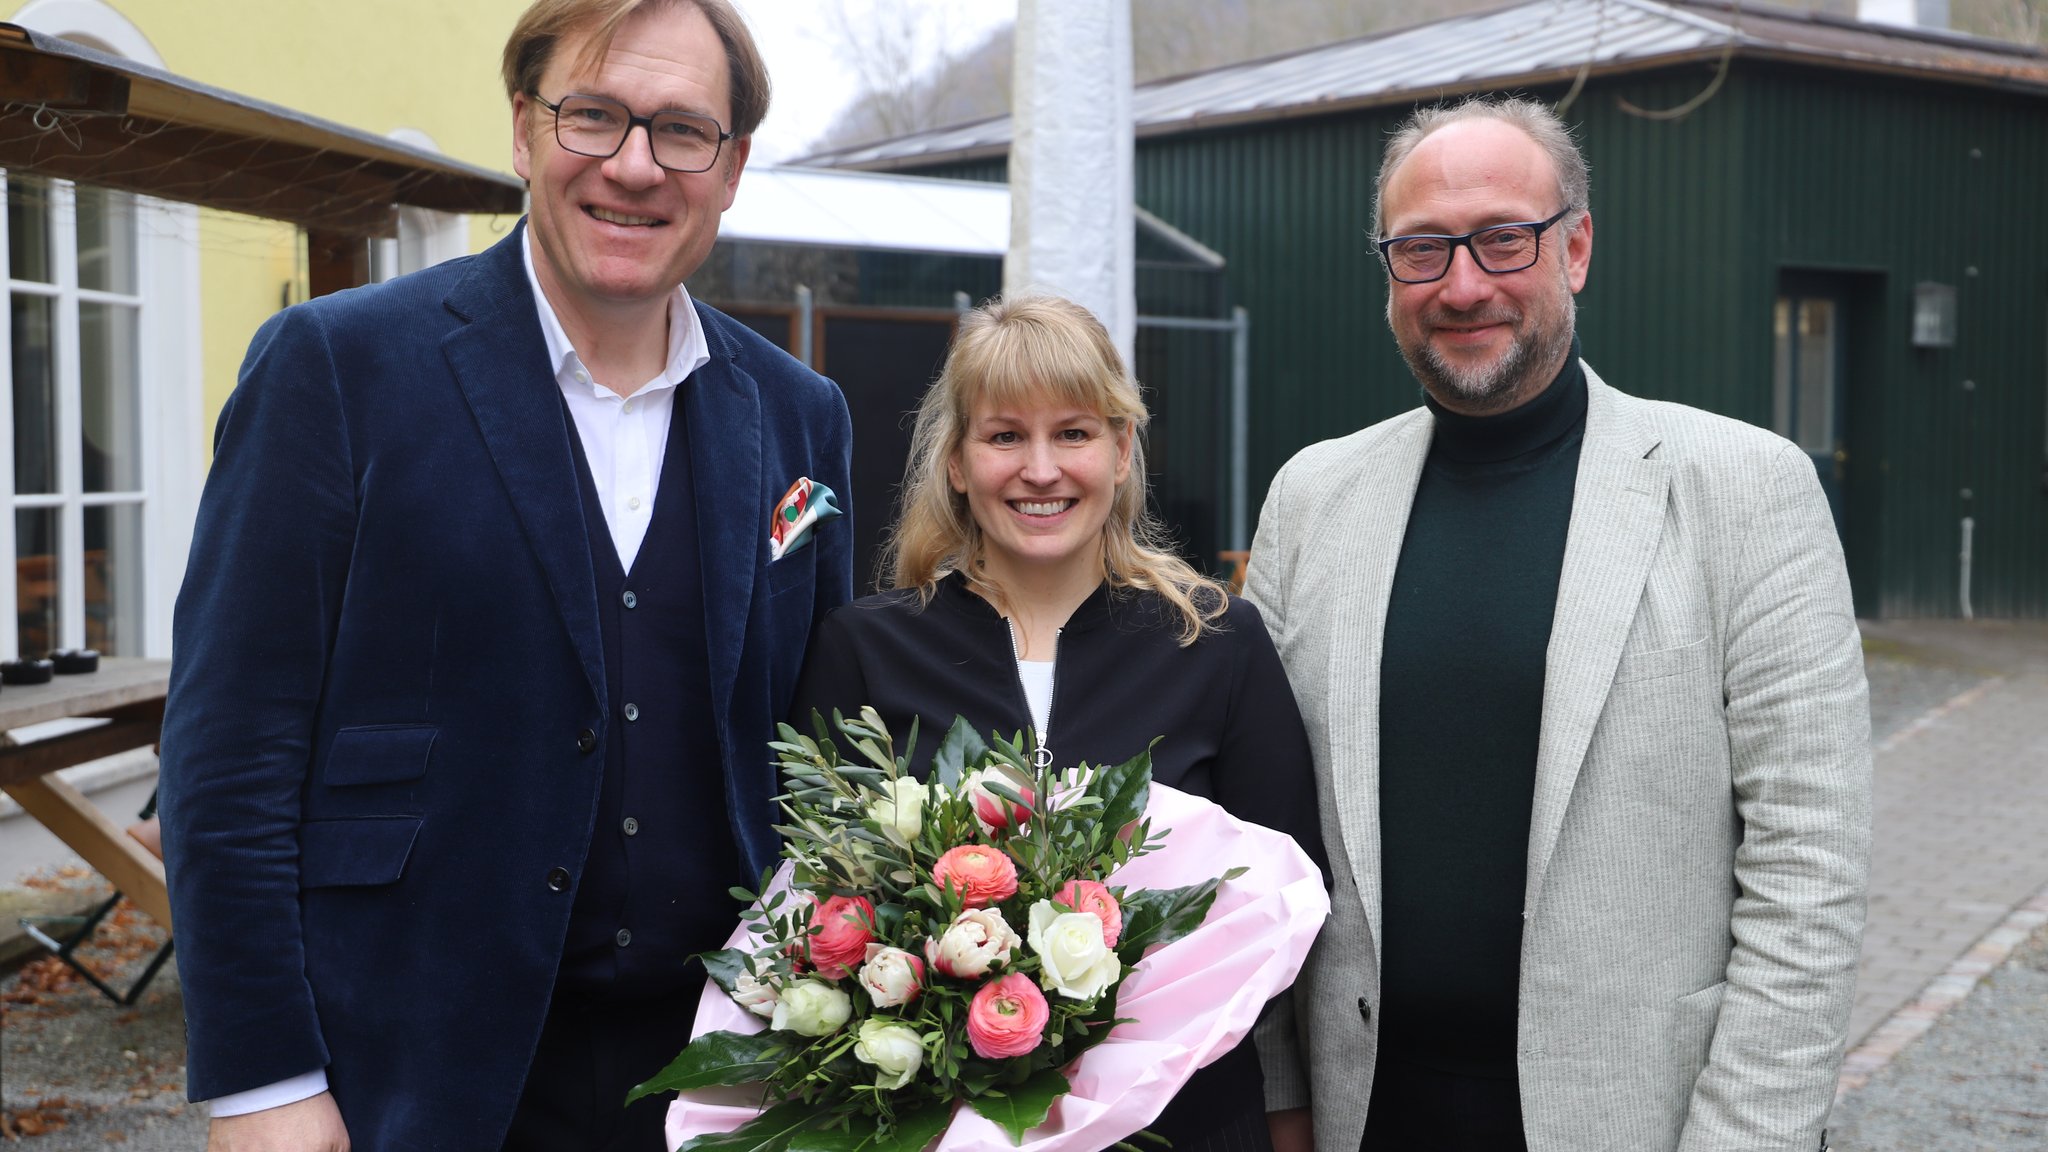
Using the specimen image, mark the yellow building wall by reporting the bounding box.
[8,0,530,433]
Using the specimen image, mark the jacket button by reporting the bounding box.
[622,590,637,609]
[615,928,633,948]
[623,703,640,722]
[546,867,571,892]
[622,817,639,836]
[576,729,597,754]
[1358,997,1372,1023]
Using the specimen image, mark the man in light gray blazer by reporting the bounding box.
[1247,96,1869,1152]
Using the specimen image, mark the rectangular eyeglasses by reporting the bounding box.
[535,92,734,174]
[1376,206,1575,284]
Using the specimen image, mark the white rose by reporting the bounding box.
[770,979,852,1036]
[1028,900,1121,1001]
[924,907,1022,978]
[852,1019,925,1090]
[867,778,929,840]
[859,943,926,1008]
[730,970,780,1019]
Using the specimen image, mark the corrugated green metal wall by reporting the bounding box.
[910,61,2048,617]
[1727,67,2047,618]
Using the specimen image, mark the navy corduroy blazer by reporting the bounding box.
[158,222,852,1149]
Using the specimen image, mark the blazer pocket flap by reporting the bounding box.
[1612,636,1711,684]
[325,724,437,786]
[300,817,421,889]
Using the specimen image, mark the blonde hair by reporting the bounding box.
[884,295,1227,645]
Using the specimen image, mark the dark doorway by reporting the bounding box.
[1775,270,1883,616]
[818,310,959,594]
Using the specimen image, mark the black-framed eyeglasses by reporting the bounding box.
[533,92,734,174]
[1376,206,1575,284]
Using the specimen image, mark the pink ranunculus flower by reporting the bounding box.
[925,907,1022,978]
[858,943,925,1008]
[963,766,1036,833]
[931,844,1020,908]
[966,972,1050,1059]
[1055,878,1123,948]
[807,894,876,979]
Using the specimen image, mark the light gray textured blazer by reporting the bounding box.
[1246,366,1870,1152]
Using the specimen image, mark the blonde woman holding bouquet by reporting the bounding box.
[789,294,1326,1152]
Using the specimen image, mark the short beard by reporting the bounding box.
[1392,290,1577,416]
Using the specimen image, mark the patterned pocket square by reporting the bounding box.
[769,477,841,562]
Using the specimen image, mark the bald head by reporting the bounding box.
[1375,96,1588,237]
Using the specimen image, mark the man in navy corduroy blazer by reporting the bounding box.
[158,2,852,1149]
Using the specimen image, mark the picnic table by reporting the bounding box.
[0,659,171,928]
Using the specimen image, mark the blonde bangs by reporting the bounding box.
[883,294,1228,644]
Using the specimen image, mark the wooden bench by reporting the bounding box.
[0,659,171,929]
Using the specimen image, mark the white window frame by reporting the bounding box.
[372,129,470,282]
[4,0,203,660]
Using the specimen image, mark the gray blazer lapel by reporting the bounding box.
[1329,411,1433,959]
[442,230,606,712]
[1524,367,1668,909]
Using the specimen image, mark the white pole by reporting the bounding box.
[1958,516,1975,620]
[1007,0,1135,364]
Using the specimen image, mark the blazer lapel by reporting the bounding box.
[442,227,606,710]
[1328,411,1433,961]
[681,308,763,737]
[1524,368,1668,909]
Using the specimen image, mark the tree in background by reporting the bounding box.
[806,0,2048,155]
[807,0,1502,153]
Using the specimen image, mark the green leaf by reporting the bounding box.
[700,948,757,996]
[1116,870,1241,954]
[675,1100,817,1152]
[786,1103,951,1152]
[1087,747,1154,841]
[966,1066,1068,1144]
[625,1031,785,1103]
[932,717,989,790]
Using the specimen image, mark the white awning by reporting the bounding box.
[719,166,1009,256]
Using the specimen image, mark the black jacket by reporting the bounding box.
[790,571,1327,1150]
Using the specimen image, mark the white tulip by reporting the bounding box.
[867,777,930,840]
[770,979,852,1036]
[1028,900,1121,1001]
[853,1019,925,1090]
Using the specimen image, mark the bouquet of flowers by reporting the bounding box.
[634,708,1326,1152]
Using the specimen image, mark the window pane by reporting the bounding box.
[84,503,144,655]
[11,294,57,493]
[16,507,59,656]
[1795,300,1836,456]
[80,301,142,491]
[1771,297,1792,439]
[76,185,138,294]
[8,176,52,283]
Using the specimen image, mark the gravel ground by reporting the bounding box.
[0,873,205,1147]
[0,641,2030,1146]
[1829,919,2048,1151]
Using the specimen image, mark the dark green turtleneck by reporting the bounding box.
[1372,342,1588,1095]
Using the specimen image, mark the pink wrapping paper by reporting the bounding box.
[665,783,1330,1152]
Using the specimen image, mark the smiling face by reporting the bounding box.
[512,2,748,330]
[946,400,1133,590]
[1381,118,1592,415]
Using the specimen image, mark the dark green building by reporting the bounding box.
[807,0,2048,619]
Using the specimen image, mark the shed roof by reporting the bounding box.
[800,0,2048,171]
[719,165,1225,268]
[0,23,526,237]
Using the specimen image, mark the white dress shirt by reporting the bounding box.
[207,235,710,1119]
